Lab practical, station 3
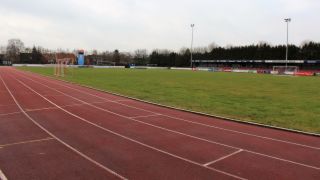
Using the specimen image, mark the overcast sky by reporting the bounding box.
[0,0,320,52]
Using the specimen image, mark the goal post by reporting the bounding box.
[272,66,299,75]
[54,53,76,77]
[54,58,71,77]
[54,55,73,77]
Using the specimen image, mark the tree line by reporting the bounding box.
[1,39,320,67]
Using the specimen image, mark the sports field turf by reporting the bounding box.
[17,67,320,134]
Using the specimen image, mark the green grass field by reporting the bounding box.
[17,67,320,134]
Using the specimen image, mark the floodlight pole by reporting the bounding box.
[190,24,195,68]
[285,18,291,70]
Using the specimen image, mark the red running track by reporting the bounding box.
[0,67,319,180]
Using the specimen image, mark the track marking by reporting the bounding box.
[62,101,108,108]
[131,114,161,119]
[157,115,320,150]
[15,72,320,171]
[27,72,320,150]
[0,75,127,180]
[0,104,16,107]
[25,107,57,112]
[17,71,320,170]
[0,111,22,117]
[0,102,114,117]
[12,74,246,180]
[42,94,65,97]
[0,169,8,180]
[114,99,133,102]
[0,137,54,148]
[204,149,243,166]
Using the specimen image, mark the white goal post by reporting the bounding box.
[272,66,299,75]
[54,53,74,77]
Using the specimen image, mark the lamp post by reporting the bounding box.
[285,18,291,70]
[190,24,195,68]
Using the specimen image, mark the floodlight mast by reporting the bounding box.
[190,24,195,68]
[285,18,291,70]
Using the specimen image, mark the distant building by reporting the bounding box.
[86,55,114,65]
[0,54,11,66]
[193,60,320,70]
[55,53,76,64]
[42,53,56,64]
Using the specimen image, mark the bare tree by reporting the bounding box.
[134,49,147,59]
[134,49,148,65]
[193,46,208,53]
[179,47,189,55]
[120,52,133,64]
[91,49,98,55]
[0,46,6,54]
[6,39,24,63]
[208,42,218,52]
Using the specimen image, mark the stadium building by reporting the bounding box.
[193,60,320,70]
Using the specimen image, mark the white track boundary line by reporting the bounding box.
[25,107,56,112]
[12,73,246,180]
[204,149,243,166]
[0,75,127,180]
[131,114,161,119]
[0,169,8,180]
[0,137,54,148]
[22,70,320,150]
[35,74,320,150]
[16,71,320,171]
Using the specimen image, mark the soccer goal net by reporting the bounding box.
[272,66,299,75]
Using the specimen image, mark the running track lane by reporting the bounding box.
[13,68,320,179]
[0,71,125,179]
[1,69,241,179]
[0,67,319,179]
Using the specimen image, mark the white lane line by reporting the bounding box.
[42,94,65,97]
[131,114,161,119]
[63,101,107,108]
[0,137,54,148]
[0,102,112,117]
[0,104,16,107]
[25,107,57,112]
[16,71,320,171]
[0,75,127,180]
[114,99,133,102]
[204,149,243,166]
[28,72,320,150]
[0,169,8,180]
[13,73,246,180]
[0,111,22,117]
